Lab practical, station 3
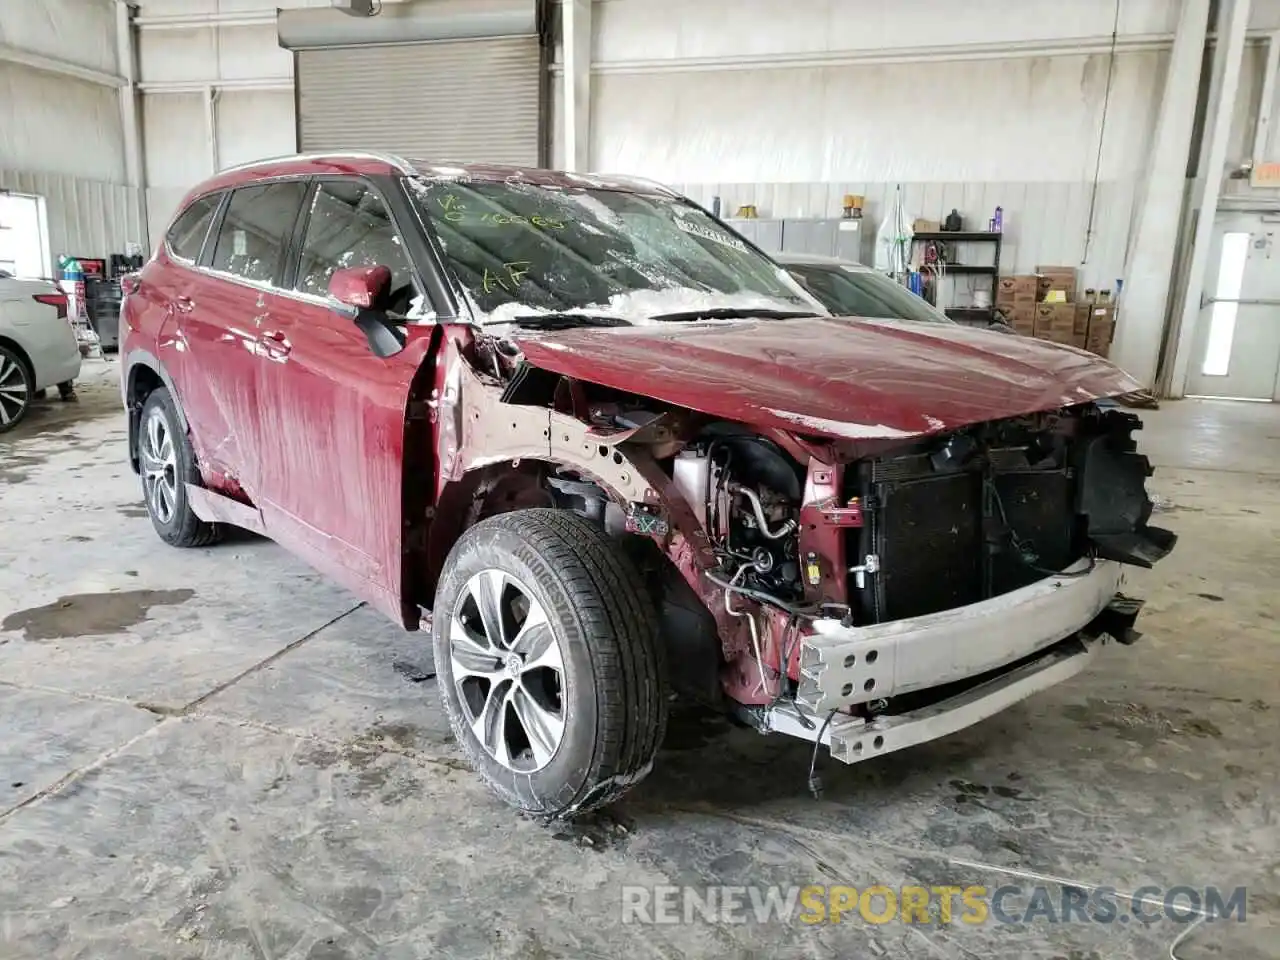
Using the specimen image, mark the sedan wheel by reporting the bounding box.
[140,404,178,525]
[450,569,567,772]
[0,347,32,432]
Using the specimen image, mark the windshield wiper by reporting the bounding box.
[648,307,820,323]
[496,313,633,330]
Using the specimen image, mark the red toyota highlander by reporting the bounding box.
[120,153,1174,818]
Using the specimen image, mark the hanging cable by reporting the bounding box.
[807,709,840,799]
[1081,0,1122,265]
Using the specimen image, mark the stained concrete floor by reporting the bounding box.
[1,358,1277,959]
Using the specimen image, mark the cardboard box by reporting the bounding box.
[1036,265,1077,302]
[1036,264,1078,278]
[1085,305,1116,356]
[1073,304,1091,337]
[913,218,941,233]
[1034,303,1076,343]
[999,302,1036,335]
[996,275,1039,308]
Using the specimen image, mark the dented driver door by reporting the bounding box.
[250,177,430,621]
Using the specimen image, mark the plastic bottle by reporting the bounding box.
[993,206,1003,233]
[59,256,85,322]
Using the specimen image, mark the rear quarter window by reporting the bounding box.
[166,194,222,263]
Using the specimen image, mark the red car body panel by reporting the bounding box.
[514,317,1142,441]
[248,299,433,621]
[172,269,266,486]
[188,156,402,199]
[123,155,443,625]
[171,157,664,218]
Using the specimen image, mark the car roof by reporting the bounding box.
[772,252,871,271]
[187,152,678,205]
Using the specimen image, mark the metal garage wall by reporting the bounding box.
[296,37,541,163]
[0,168,143,261]
[671,179,1141,292]
[0,63,125,186]
[0,53,143,259]
[282,0,544,165]
[570,0,1181,289]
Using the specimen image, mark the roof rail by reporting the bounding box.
[215,151,416,176]
[585,171,678,197]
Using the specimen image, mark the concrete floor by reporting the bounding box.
[1,358,1277,959]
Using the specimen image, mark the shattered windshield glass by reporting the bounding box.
[404,178,816,324]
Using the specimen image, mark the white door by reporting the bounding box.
[0,193,50,279]
[1185,211,1280,401]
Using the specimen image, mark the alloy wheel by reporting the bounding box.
[140,405,178,524]
[450,569,567,772]
[0,354,30,429]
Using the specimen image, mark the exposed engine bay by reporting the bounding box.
[672,429,805,604]
[452,332,1175,762]
[634,406,1173,630]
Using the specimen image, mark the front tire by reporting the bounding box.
[0,345,32,433]
[137,388,221,548]
[433,509,667,818]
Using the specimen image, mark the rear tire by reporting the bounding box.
[137,387,221,548]
[433,509,667,818]
[0,345,32,433]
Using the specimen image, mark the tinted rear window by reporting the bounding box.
[166,194,221,263]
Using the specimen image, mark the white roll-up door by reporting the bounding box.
[282,1,544,166]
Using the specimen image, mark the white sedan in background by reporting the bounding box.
[0,270,81,432]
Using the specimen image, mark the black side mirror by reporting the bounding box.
[354,310,406,358]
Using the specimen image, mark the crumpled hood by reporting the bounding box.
[513,316,1141,440]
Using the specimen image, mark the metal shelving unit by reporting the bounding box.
[911,231,1003,323]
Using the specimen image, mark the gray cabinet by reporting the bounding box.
[725,217,863,262]
[725,218,784,254]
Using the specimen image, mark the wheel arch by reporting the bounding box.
[400,351,737,708]
[0,335,36,385]
[416,454,634,609]
[413,448,730,710]
[123,349,188,472]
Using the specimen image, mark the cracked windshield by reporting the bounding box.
[406,178,816,325]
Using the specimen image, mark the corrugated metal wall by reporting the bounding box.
[0,169,144,261]
[587,47,1167,288]
[670,180,1138,289]
[0,3,143,261]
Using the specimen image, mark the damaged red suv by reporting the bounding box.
[121,153,1175,818]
